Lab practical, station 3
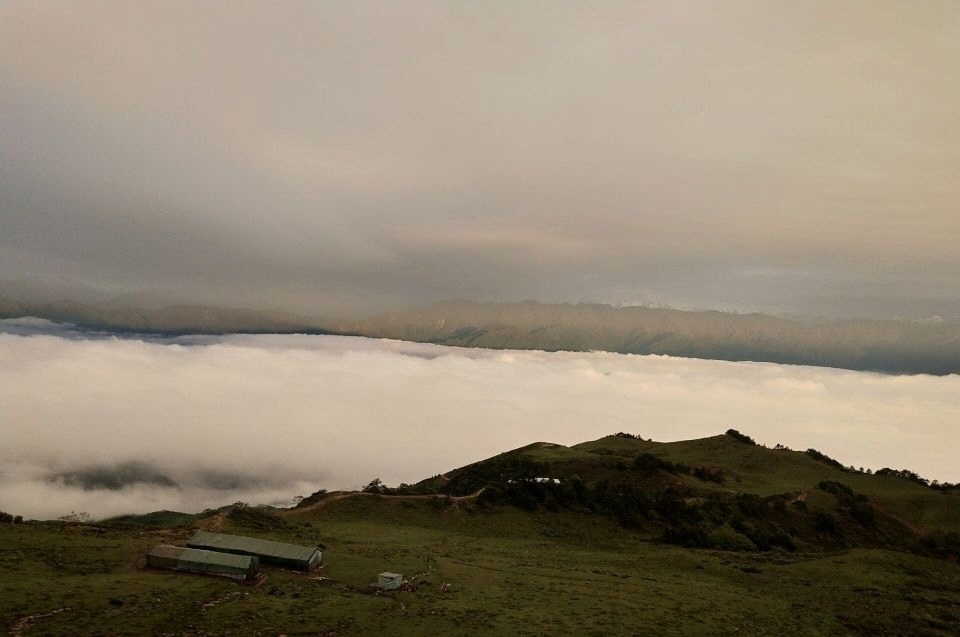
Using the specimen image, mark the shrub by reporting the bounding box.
[227,505,289,531]
[708,524,758,551]
[916,531,960,559]
[363,478,386,494]
[295,489,328,508]
[813,511,843,538]
[633,453,673,476]
[817,481,856,499]
[847,501,876,528]
[806,449,849,472]
[930,481,960,492]
[732,519,796,551]
[662,523,712,548]
[693,466,725,484]
[725,429,756,445]
[875,468,930,487]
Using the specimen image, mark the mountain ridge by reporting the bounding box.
[348,301,960,374]
[3,296,960,374]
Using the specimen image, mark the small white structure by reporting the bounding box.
[507,477,560,485]
[378,572,403,590]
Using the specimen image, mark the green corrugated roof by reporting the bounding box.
[148,545,185,560]
[178,547,256,570]
[187,530,319,563]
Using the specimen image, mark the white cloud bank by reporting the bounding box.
[1,322,958,519]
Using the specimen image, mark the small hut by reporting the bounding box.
[147,544,259,580]
[378,572,404,590]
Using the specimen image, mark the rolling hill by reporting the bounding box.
[394,430,960,552]
[2,431,958,635]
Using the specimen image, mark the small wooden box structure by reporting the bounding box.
[378,572,403,590]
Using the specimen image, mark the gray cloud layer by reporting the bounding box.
[1,1,958,317]
[1,322,957,520]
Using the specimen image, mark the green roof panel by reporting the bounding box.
[178,548,257,570]
[186,530,321,570]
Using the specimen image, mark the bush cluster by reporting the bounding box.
[725,429,757,445]
[0,511,23,524]
[806,448,849,472]
[227,503,290,531]
[875,467,929,486]
[632,453,724,484]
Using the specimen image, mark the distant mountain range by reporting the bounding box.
[347,301,960,374]
[3,293,960,374]
[0,298,334,336]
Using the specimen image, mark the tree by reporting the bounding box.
[363,478,386,494]
[726,429,757,446]
[58,511,91,523]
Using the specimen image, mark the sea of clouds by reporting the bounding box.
[1,318,958,520]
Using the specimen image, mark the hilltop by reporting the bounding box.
[370,430,960,554]
[2,431,959,636]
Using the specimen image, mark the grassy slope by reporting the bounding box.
[424,433,958,536]
[3,434,959,636]
[3,502,959,636]
[568,435,959,532]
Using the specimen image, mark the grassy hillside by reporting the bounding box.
[401,431,960,553]
[3,432,958,635]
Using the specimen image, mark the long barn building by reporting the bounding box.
[186,530,322,571]
[147,544,259,580]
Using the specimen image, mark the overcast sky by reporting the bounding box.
[2,321,958,519]
[1,1,957,317]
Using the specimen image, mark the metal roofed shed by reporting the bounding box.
[146,544,259,580]
[146,544,186,570]
[378,572,404,590]
[186,530,323,572]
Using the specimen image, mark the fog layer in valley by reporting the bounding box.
[1,320,958,520]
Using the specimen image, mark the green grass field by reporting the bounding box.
[2,433,959,636]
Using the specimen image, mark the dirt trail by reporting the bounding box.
[376,487,487,502]
[871,501,928,536]
[9,607,71,636]
[284,488,487,515]
[289,492,358,514]
[194,512,227,531]
[201,591,241,610]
